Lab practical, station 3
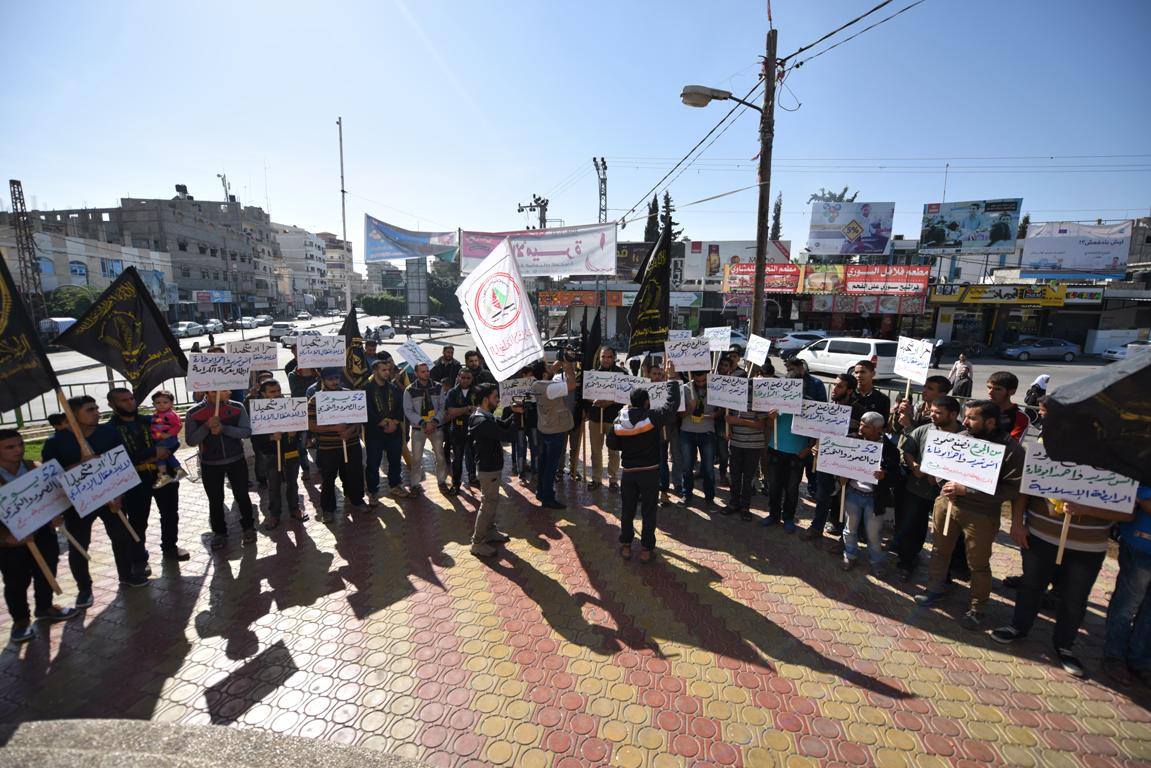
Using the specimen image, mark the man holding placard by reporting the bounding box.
[584,346,626,491]
[0,429,78,643]
[403,362,449,496]
[310,369,369,520]
[832,413,900,575]
[250,380,307,529]
[365,359,409,502]
[186,390,257,550]
[681,369,718,508]
[916,400,1025,630]
[444,368,482,495]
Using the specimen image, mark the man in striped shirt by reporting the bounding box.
[725,406,766,521]
[992,497,1134,678]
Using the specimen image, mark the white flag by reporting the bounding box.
[456,238,544,382]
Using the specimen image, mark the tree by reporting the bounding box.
[807,186,859,203]
[45,285,102,317]
[427,269,463,319]
[661,191,684,240]
[643,194,660,243]
[1017,213,1030,240]
[770,192,783,240]
[361,292,406,318]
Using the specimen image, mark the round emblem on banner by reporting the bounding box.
[474,272,522,331]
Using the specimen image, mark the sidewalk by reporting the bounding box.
[1,460,1149,767]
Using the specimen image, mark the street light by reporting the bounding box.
[679,28,777,338]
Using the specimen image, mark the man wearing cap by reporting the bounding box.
[308,367,368,522]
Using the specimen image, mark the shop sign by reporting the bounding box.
[1063,287,1105,304]
[928,284,1065,306]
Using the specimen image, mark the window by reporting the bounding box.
[38,256,55,275]
[873,342,898,358]
[177,240,188,252]
[230,251,237,261]
[198,243,207,255]
[181,266,191,278]
[808,340,828,352]
[99,258,123,278]
[69,261,88,279]
[213,271,220,280]
[828,340,869,356]
[210,248,218,258]
[201,270,210,280]
[152,240,161,250]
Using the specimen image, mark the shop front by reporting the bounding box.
[929,284,1067,346]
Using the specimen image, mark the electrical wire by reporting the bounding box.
[785,0,928,72]
[779,0,897,63]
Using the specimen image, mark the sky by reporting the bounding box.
[3,0,1149,271]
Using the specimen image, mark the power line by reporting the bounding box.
[610,153,1151,162]
[786,0,928,72]
[779,0,897,63]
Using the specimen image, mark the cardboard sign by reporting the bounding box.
[397,340,433,368]
[1022,443,1139,513]
[921,431,1006,496]
[225,340,279,369]
[0,460,72,541]
[664,338,712,373]
[745,334,772,367]
[702,326,732,352]
[668,329,692,341]
[297,335,346,369]
[751,377,803,415]
[791,400,852,439]
[583,370,644,405]
[706,374,749,411]
[187,353,253,392]
[498,377,535,408]
[817,435,883,485]
[249,397,310,435]
[894,336,935,385]
[61,446,142,518]
[645,380,685,412]
[315,390,369,425]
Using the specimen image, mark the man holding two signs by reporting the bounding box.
[250,380,309,529]
[186,390,257,550]
[310,368,368,522]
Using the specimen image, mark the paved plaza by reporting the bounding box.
[2,455,1150,767]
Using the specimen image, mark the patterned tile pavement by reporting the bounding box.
[3,452,1151,767]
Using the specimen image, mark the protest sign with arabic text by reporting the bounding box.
[0,460,71,541]
[706,375,749,411]
[396,340,434,368]
[752,377,803,415]
[187,353,253,392]
[894,336,935,384]
[62,446,142,518]
[817,435,883,484]
[921,431,1006,495]
[296,335,346,369]
[1022,444,1139,514]
[225,340,279,369]
[745,334,772,367]
[498,377,535,408]
[791,400,852,439]
[249,397,310,435]
[315,390,368,425]
[702,327,732,353]
[664,338,712,372]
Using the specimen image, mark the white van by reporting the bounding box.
[795,337,898,379]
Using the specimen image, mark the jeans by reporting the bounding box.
[926,500,1000,613]
[472,471,502,547]
[729,445,761,512]
[262,453,300,519]
[843,487,884,565]
[120,481,153,577]
[512,427,536,477]
[1013,535,1104,651]
[567,420,584,475]
[202,459,255,535]
[153,481,180,553]
[1105,542,1151,668]
[449,425,476,486]
[0,524,59,623]
[317,442,365,513]
[155,435,182,474]
[809,471,841,532]
[410,428,447,487]
[767,449,804,522]
[365,431,404,493]
[895,492,938,571]
[620,469,659,550]
[680,430,715,501]
[537,432,566,504]
[716,427,730,480]
[297,431,310,471]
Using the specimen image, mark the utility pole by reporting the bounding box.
[593,158,607,224]
[8,180,47,322]
[750,28,778,338]
[517,194,548,230]
[337,116,351,313]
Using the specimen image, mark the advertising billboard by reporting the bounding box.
[682,240,789,282]
[919,198,1022,253]
[364,214,458,263]
[1020,221,1131,276]
[806,202,895,256]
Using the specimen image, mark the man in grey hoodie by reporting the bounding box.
[186,390,255,551]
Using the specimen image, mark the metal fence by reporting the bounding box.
[0,376,200,430]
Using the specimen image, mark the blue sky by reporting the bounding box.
[2,0,1148,269]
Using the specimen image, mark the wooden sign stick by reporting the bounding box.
[61,528,90,561]
[943,500,954,537]
[27,541,62,595]
[1055,501,1071,565]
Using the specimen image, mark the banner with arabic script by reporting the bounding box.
[460,223,616,277]
[843,265,929,295]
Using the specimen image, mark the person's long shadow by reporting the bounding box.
[261,524,344,612]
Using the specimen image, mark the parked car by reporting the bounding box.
[170,321,204,338]
[542,335,581,362]
[1001,337,1081,362]
[421,316,453,329]
[269,322,296,342]
[282,328,322,348]
[234,316,259,329]
[795,337,898,379]
[295,311,312,321]
[772,330,829,358]
[254,314,274,326]
[201,318,224,334]
[1101,339,1151,362]
[375,324,397,340]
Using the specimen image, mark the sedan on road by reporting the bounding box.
[282,329,322,348]
[1001,337,1081,362]
[1102,339,1151,361]
[201,319,224,334]
[254,314,274,326]
[772,330,828,358]
[421,316,454,329]
[236,316,259,329]
[170,321,204,338]
[295,312,312,321]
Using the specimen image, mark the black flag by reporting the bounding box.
[627,222,671,356]
[582,307,602,371]
[339,307,369,388]
[55,267,187,400]
[0,256,59,414]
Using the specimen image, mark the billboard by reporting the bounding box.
[682,240,789,282]
[1020,221,1131,275]
[723,264,928,296]
[616,242,653,279]
[364,214,458,263]
[806,202,895,256]
[842,265,930,295]
[460,223,616,277]
[919,198,1022,253]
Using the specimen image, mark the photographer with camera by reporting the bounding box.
[532,356,580,510]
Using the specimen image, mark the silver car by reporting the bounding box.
[1102,339,1151,362]
[1001,337,1080,362]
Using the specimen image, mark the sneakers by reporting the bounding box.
[587,479,600,489]
[75,589,94,609]
[152,473,172,490]
[915,591,946,607]
[263,517,280,531]
[486,531,511,544]
[34,605,78,622]
[470,543,499,558]
[1056,648,1086,678]
[162,547,191,561]
[783,521,797,534]
[959,610,983,631]
[990,626,1025,644]
[609,480,619,492]
[800,526,821,542]
[841,556,854,571]
[390,486,411,498]
[9,623,34,644]
[120,574,150,588]
[761,515,779,528]
[241,529,257,546]
[446,485,460,497]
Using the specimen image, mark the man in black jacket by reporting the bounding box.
[467,383,523,557]
[444,368,482,494]
[251,380,305,529]
[606,363,680,562]
[365,359,408,501]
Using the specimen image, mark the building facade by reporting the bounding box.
[274,223,328,310]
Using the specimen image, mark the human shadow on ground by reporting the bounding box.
[203,639,298,725]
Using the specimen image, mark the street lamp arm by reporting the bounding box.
[726,95,764,113]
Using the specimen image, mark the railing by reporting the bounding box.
[0,375,202,431]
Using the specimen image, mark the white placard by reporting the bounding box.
[397,340,434,368]
[706,374,749,411]
[817,435,884,485]
[498,377,536,408]
[894,336,934,385]
[187,353,253,392]
[0,460,72,541]
[664,338,712,373]
[745,334,772,367]
[645,380,685,412]
[1021,444,1139,513]
[61,446,142,518]
[921,431,1007,496]
[791,400,853,439]
[249,397,310,435]
[226,340,279,369]
[751,377,803,415]
[297,335,346,369]
[583,370,643,405]
[702,326,732,352]
[315,390,368,425]
[668,329,692,341]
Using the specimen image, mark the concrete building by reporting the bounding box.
[365,261,403,292]
[274,223,328,310]
[317,231,353,310]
